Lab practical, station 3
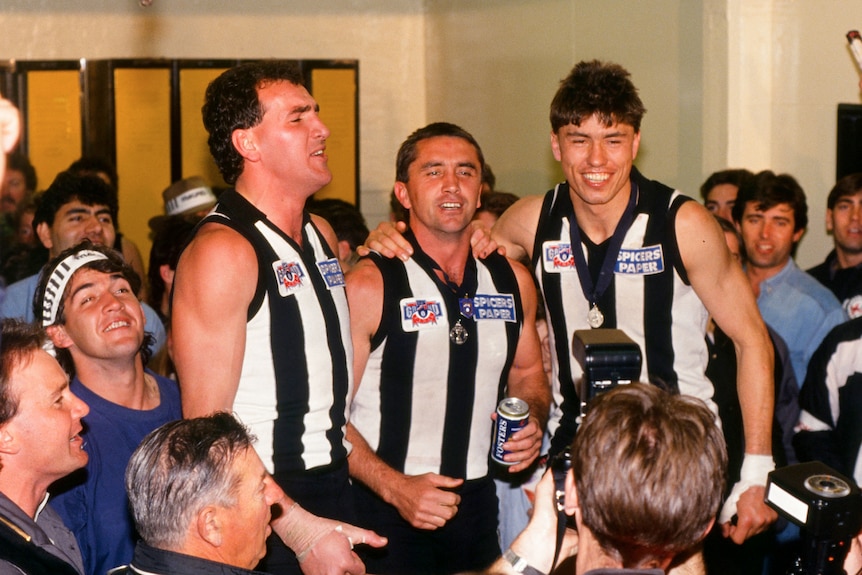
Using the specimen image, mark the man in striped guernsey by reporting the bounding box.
[346,123,549,575]
[172,61,384,575]
[361,61,777,549]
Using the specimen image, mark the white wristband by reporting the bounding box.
[718,454,775,524]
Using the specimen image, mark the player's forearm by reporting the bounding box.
[345,424,404,504]
[735,332,775,456]
[508,370,551,432]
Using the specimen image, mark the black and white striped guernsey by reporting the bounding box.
[350,240,523,480]
[200,190,353,474]
[533,168,713,455]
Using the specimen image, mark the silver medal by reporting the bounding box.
[587,304,604,328]
[449,320,469,345]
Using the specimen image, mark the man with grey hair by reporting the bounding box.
[119,412,281,574]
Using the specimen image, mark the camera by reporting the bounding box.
[572,329,642,417]
[765,461,862,575]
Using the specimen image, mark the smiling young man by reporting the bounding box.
[733,171,846,386]
[345,123,548,575]
[172,61,384,575]
[32,242,182,575]
[362,60,778,546]
[807,173,862,318]
[0,319,89,575]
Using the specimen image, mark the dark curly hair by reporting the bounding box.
[550,60,646,133]
[202,60,305,185]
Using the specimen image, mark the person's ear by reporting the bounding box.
[550,130,562,162]
[231,128,259,162]
[159,264,175,286]
[36,221,53,250]
[0,427,19,456]
[46,324,74,350]
[197,506,223,547]
[394,181,412,211]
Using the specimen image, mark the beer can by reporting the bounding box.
[492,397,530,465]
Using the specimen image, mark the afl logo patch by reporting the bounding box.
[273,260,307,297]
[400,298,446,332]
[542,241,577,273]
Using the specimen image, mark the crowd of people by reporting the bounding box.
[0,57,860,575]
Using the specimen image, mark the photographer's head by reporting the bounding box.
[567,383,726,571]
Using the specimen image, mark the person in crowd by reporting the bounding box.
[702,216,799,575]
[306,197,369,273]
[31,242,181,575]
[474,190,519,229]
[361,59,776,544]
[148,175,219,229]
[806,172,862,318]
[147,215,197,324]
[0,154,37,277]
[0,319,89,575]
[146,215,196,378]
[0,172,166,355]
[0,153,36,217]
[732,170,846,386]
[699,168,752,223]
[172,60,385,575]
[345,123,548,574]
[117,413,281,575]
[1,195,46,285]
[794,315,862,486]
[67,157,147,299]
[484,383,727,575]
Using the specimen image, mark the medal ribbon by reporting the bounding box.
[568,180,639,312]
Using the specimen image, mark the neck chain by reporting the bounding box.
[568,180,638,328]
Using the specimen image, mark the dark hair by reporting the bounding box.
[699,169,754,201]
[34,241,152,377]
[476,190,519,220]
[395,122,485,184]
[826,172,862,210]
[67,157,119,193]
[203,60,305,185]
[0,319,47,428]
[33,172,118,231]
[481,163,496,191]
[126,412,255,548]
[573,383,726,567]
[147,216,197,316]
[732,170,808,232]
[306,198,369,250]
[6,153,37,191]
[550,60,646,133]
[714,215,746,264]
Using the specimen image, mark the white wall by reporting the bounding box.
[0,0,428,227]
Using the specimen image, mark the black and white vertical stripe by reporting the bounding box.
[532,168,712,455]
[200,190,352,474]
[350,251,521,480]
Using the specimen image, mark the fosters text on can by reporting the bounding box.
[492,397,530,465]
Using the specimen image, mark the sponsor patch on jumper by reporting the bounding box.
[400,298,445,332]
[473,294,517,322]
[542,241,576,273]
[273,260,308,297]
[317,258,346,289]
[614,245,664,275]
